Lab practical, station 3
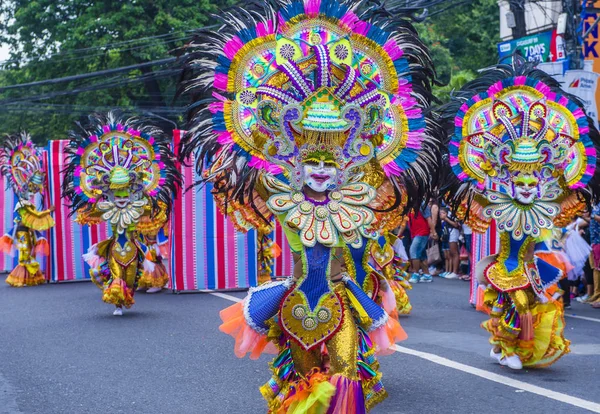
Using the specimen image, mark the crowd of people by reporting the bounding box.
[397,201,473,284]
[561,206,600,309]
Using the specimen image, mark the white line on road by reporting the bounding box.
[211,292,600,413]
[566,313,600,323]
[210,291,243,303]
[392,345,600,413]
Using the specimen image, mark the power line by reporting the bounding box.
[0,103,185,115]
[0,68,181,104]
[0,31,196,66]
[0,35,190,67]
[0,57,177,92]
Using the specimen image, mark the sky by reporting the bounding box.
[0,43,9,63]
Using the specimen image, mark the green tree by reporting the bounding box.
[0,0,233,143]
[416,0,500,99]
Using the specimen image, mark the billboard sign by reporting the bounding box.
[498,30,563,63]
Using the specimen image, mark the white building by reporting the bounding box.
[498,0,563,40]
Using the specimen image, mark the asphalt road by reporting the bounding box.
[0,276,598,414]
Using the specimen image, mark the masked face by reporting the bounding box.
[302,161,338,193]
[112,190,132,209]
[512,174,539,205]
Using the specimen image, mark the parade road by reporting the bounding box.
[0,277,598,414]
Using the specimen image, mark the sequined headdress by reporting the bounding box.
[62,112,180,217]
[178,0,441,230]
[0,132,45,199]
[441,60,600,237]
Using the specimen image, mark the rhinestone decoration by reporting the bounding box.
[316,307,331,323]
[330,191,342,201]
[292,304,306,320]
[334,44,349,60]
[310,32,322,45]
[360,62,373,76]
[315,206,328,220]
[239,90,256,106]
[299,200,314,213]
[291,192,305,204]
[328,200,340,213]
[280,43,296,60]
[302,316,317,330]
[252,63,265,77]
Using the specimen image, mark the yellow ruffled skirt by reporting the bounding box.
[138,262,169,289]
[482,288,570,368]
[6,263,45,287]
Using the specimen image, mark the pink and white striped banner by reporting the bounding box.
[469,221,500,304]
[0,176,17,273]
[170,130,259,291]
[272,220,293,278]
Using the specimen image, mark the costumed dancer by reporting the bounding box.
[442,58,599,369]
[137,201,170,293]
[178,0,440,410]
[0,133,54,287]
[62,113,180,315]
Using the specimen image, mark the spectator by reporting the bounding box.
[403,203,437,283]
[587,205,600,307]
[438,207,460,279]
[459,223,472,281]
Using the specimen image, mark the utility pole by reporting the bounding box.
[509,0,528,39]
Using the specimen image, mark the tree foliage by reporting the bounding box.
[418,0,500,97]
[0,0,234,143]
[0,0,499,143]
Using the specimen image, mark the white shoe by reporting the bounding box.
[113,308,123,316]
[500,355,522,370]
[445,272,459,280]
[576,294,589,303]
[146,287,162,293]
[490,348,502,364]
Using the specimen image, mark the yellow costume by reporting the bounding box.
[62,113,180,315]
[0,133,54,287]
[444,60,597,369]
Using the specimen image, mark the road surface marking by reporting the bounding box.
[392,345,600,413]
[209,292,243,303]
[211,292,600,413]
[566,313,600,323]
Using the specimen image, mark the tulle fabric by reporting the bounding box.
[102,278,135,308]
[379,283,396,314]
[326,375,366,414]
[0,234,14,255]
[564,230,591,280]
[82,245,103,268]
[34,238,50,256]
[369,315,407,355]
[138,262,169,289]
[219,301,277,359]
[278,370,336,414]
[6,265,45,287]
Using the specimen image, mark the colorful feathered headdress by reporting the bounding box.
[178,0,441,230]
[0,132,45,199]
[62,112,181,217]
[440,59,600,236]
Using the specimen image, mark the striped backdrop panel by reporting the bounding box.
[0,176,18,273]
[272,220,293,278]
[469,221,500,304]
[170,130,258,291]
